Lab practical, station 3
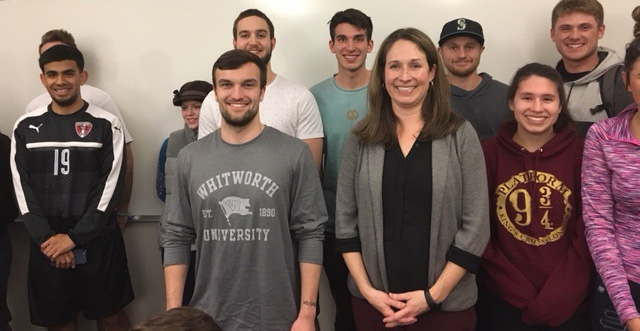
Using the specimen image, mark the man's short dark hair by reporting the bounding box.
[39,44,85,72]
[329,8,373,41]
[212,50,267,89]
[39,29,77,53]
[233,9,275,40]
[131,307,221,331]
[552,0,604,27]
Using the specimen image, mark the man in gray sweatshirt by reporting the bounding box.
[438,18,510,140]
[550,0,634,136]
[163,49,326,331]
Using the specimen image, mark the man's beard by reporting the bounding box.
[220,104,259,128]
[447,61,479,78]
[261,48,272,66]
[52,93,79,107]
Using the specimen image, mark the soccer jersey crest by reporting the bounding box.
[75,122,93,138]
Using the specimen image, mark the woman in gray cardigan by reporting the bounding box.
[335,28,489,330]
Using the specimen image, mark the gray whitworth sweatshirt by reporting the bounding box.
[163,126,326,330]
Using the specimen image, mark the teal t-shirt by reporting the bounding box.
[310,77,367,233]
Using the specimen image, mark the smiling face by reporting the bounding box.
[180,100,201,130]
[550,12,604,70]
[330,23,373,73]
[510,75,561,139]
[233,16,275,65]
[214,62,265,128]
[40,59,87,111]
[438,36,484,78]
[384,39,435,113]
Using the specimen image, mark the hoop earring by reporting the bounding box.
[429,80,434,87]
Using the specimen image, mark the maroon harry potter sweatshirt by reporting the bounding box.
[480,122,593,326]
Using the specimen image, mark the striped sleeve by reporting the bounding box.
[582,122,640,324]
[10,114,55,244]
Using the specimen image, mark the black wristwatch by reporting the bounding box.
[116,210,133,223]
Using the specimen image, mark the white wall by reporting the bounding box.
[0,0,635,215]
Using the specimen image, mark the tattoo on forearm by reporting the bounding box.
[302,300,317,307]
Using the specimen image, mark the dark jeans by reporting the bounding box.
[592,275,640,331]
[351,295,476,330]
[0,229,12,331]
[160,248,196,306]
[323,232,356,331]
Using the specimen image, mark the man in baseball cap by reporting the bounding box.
[438,18,509,140]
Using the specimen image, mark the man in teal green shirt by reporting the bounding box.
[309,8,373,331]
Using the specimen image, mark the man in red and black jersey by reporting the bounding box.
[10,45,133,331]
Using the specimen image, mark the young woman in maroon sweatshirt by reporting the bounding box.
[477,63,593,331]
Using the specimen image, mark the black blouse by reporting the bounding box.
[382,139,432,293]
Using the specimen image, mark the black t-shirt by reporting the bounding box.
[557,51,607,82]
[382,139,432,293]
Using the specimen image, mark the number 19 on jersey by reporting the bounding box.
[53,148,70,176]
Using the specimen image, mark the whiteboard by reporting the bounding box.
[0,0,635,215]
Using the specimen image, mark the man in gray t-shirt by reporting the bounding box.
[163,49,326,331]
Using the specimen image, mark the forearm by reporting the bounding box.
[522,244,592,325]
[22,213,55,245]
[68,208,112,245]
[342,251,374,296]
[626,317,640,331]
[156,139,168,202]
[298,262,321,318]
[596,259,640,324]
[582,130,637,322]
[11,133,54,244]
[527,223,593,305]
[164,264,188,309]
[117,143,134,212]
[429,262,467,304]
[302,138,323,173]
[482,241,537,308]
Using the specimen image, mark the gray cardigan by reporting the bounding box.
[335,121,489,312]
